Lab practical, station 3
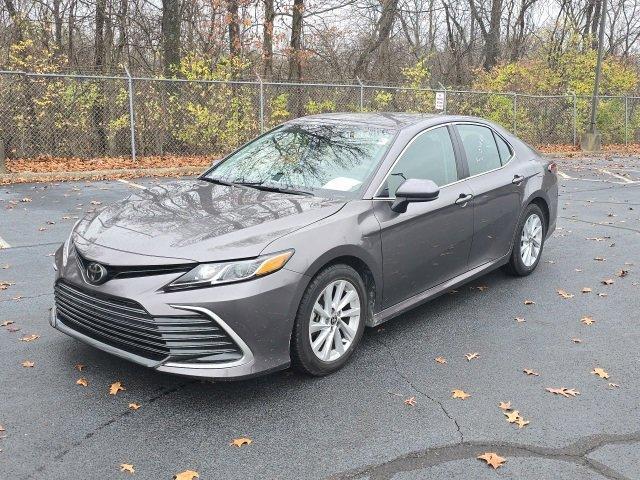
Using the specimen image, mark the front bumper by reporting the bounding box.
[51,244,308,380]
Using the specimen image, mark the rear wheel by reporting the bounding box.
[506,203,546,276]
[291,264,366,376]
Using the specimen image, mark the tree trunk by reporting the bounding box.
[3,0,24,42]
[288,0,304,82]
[162,0,182,77]
[483,0,503,71]
[92,0,108,155]
[52,0,63,54]
[262,0,275,78]
[227,0,241,58]
[353,0,399,79]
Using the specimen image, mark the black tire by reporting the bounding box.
[505,203,546,276]
[291,264,367,376]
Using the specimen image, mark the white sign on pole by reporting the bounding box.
[435,91,446,110]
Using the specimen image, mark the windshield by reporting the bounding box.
[204,122,395,197]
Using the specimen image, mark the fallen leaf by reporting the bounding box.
[546,387,580,398]
[230,437,252,448]
[403,396,416,406]
[514,317,526,323]
[581,316,596,326]
[504,410,520,423]
[174,470,199,480]
[581,287,592,293]
[435,356,447,364]
[594,257,606,261]
[21,197,32,202]
[120,464,135,474]
[597,292,608,297]
[76,377,88,387]
[1,320,14,326]
[477,452,506,469]
[557,289,574,299]
[523,368,540,376]
[21,360,34,368]
[498,401,511,410]
[0,281,15,290]
[616,269,629,277]
[465,352,479,361]
[20,334,40,342]
[601,278,614,285]
[90,200,102,205]
[476,285,489,292]
[523,300,535,305]
[608,383,619,388]
[128,403,141,411]
[591,368,609,379]
[74,363,85,371]
[572,338,583,344]
[516,417,530,428]
[109,381,125,395]
[451,389,470,400]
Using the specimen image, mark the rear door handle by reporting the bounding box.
[512,174,525,184]
[455,193,474,205]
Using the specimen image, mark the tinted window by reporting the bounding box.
[384,127,458,197]
[495,133,512,164]
[458,124,502,176]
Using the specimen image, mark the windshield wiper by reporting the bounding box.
[201,176,234,187]
[235,181,314,197]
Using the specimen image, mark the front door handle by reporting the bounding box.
[512,174,525,184]
[455,193,474,205]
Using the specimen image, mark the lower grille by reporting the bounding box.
[54,281,243,363]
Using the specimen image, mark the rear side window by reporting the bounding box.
[494,133,513,164]
[457,124,502,176]
[383,126,458,197]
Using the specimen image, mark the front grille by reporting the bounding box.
[54,280,243,363]
[75,247,193,281]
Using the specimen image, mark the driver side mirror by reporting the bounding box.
[390,178,440,213]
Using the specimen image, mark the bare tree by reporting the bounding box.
[162,0,182,77]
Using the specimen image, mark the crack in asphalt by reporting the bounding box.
[558,215,640,234]
[329,432,640,480]
[24,380,197,480]
[373,335,464,444]
[0,292,53,303]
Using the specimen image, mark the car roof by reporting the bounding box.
[288,112,494,131]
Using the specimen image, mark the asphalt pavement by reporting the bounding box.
[1,157,639,480]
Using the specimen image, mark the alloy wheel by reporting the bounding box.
[309,279,361,362]
[520,213,543,267]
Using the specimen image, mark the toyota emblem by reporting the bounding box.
[86,262,108,284]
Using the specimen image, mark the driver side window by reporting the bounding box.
[383,126,458,197]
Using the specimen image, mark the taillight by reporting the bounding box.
[547,162,558,174]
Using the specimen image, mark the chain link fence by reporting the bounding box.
[1,70,640,161]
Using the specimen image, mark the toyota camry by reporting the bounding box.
[51,113,558,379]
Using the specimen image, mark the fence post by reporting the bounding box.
[567,90,577,146]
[124,66,137,161]
[356,76,364,112]
[624,96,629,145]
[257,74,265,133]
[512,93,517,134]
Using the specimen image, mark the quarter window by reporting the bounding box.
[457,124,502,176]
[382,127,458,197]
[494,133,513,164]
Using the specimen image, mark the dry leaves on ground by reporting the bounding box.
[404,396,417,406]
[20,334,40,342]
[601,278,614,285]
[477,452,506,469]
[581,287,592,293]
[120,464,135,474]
[498,401,511,411]
[591,368,609,379]
[21,360,34,368]
[173,470,200,480]
[76,378,88,387]
[465,352,480,361]
[109,382,125,395]
[581,316,596,326]
[435,356,447,364]
[557,289,574,299]
[129,403,141,411]
[451,389,471,400]
[524,300,535,305]
[0,281,15,290]
[523,369,540,376]
[74,363,85,371]
[230,437,252,448]
[546,387,580,398]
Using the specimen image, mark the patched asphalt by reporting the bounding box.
[1,158,639,480]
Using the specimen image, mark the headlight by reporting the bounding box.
[167,250,294,289]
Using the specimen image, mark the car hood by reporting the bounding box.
[74,180,345,263]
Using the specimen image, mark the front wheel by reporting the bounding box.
[506,204,546,276]
[291,264,366,376]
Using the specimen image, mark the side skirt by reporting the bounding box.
[369,253,510,327]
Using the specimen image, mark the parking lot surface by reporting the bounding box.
[1,156,639,479]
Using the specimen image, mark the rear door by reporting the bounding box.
[453,123,523,268]
[373,125,474,308]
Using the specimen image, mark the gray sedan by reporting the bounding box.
[51,113,558,379]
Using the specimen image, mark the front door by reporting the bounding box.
[373,125,474,309]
